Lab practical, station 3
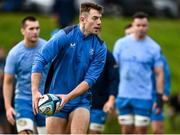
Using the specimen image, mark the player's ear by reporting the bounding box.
[79,15,85,23]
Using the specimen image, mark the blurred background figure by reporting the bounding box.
[123,19,172,134]
[0,47,12,134]
[89,50,119,134]
[124,23,134,35]
[3,0,23,11]
[151,54,171,134]
[52,0,75,29]
[113,12,164,134]
[3,16,47,134]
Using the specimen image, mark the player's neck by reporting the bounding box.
[133,34,146,41]
[80,24,90,37]
[24,39,37,48]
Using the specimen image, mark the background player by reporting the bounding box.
[3,16,48,134]
[113,12,164,134]
[89,50,119,134]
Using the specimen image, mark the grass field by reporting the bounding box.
[0,12,180,133]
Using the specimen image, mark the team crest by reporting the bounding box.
[89,48,94,56]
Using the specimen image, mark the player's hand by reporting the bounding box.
[6,107,16,125]
[153,102,161,114]
[103,99,114,113]
[32,90,42,115]
[55,94,70,111]
[153,93,164,114]
[162,95,169,102]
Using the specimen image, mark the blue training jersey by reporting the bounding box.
[4,38,48,100]
[113,35,163,100]
[152,55,171,96]
[32,25,107,105]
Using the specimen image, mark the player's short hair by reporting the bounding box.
[80,2,103,15]
[133,12,149,19]
[21,16,37,28]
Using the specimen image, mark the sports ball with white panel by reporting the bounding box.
[38,94,61,116]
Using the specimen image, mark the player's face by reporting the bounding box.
[21,20,40,43]
[133,18,148,39]
[84,9,102,35]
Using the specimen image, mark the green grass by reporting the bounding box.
[0,12,180,133]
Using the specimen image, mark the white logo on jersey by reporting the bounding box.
[89,49,94,56]
[70,43,76,47]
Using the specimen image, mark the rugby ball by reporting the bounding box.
[38,94,61,116]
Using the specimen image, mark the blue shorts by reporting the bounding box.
[90,109,107,125]
[52,102,91,119]
[151,96,164,121]
[116,97,152,117]
[14,99,45,127]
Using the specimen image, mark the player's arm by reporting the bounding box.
[3,73,16,125]
[31,72,42,115]
[103,95,116,113]
[84,43,107,88]
[154,66,164,111]
[154,66,164,94]
[31,30,68,114]
[163,56,171,102]
[153,47,164,111]
[32,30,68,74]
[67,81,89,103]
[56,81,90,110]
[103,51,119,113]
[3,50,17,125]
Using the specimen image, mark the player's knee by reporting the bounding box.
[118,114,134,125]
[152,123,164,134]
[16,118,34,133]
[89,123,104,133]
[134,115,150,126]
